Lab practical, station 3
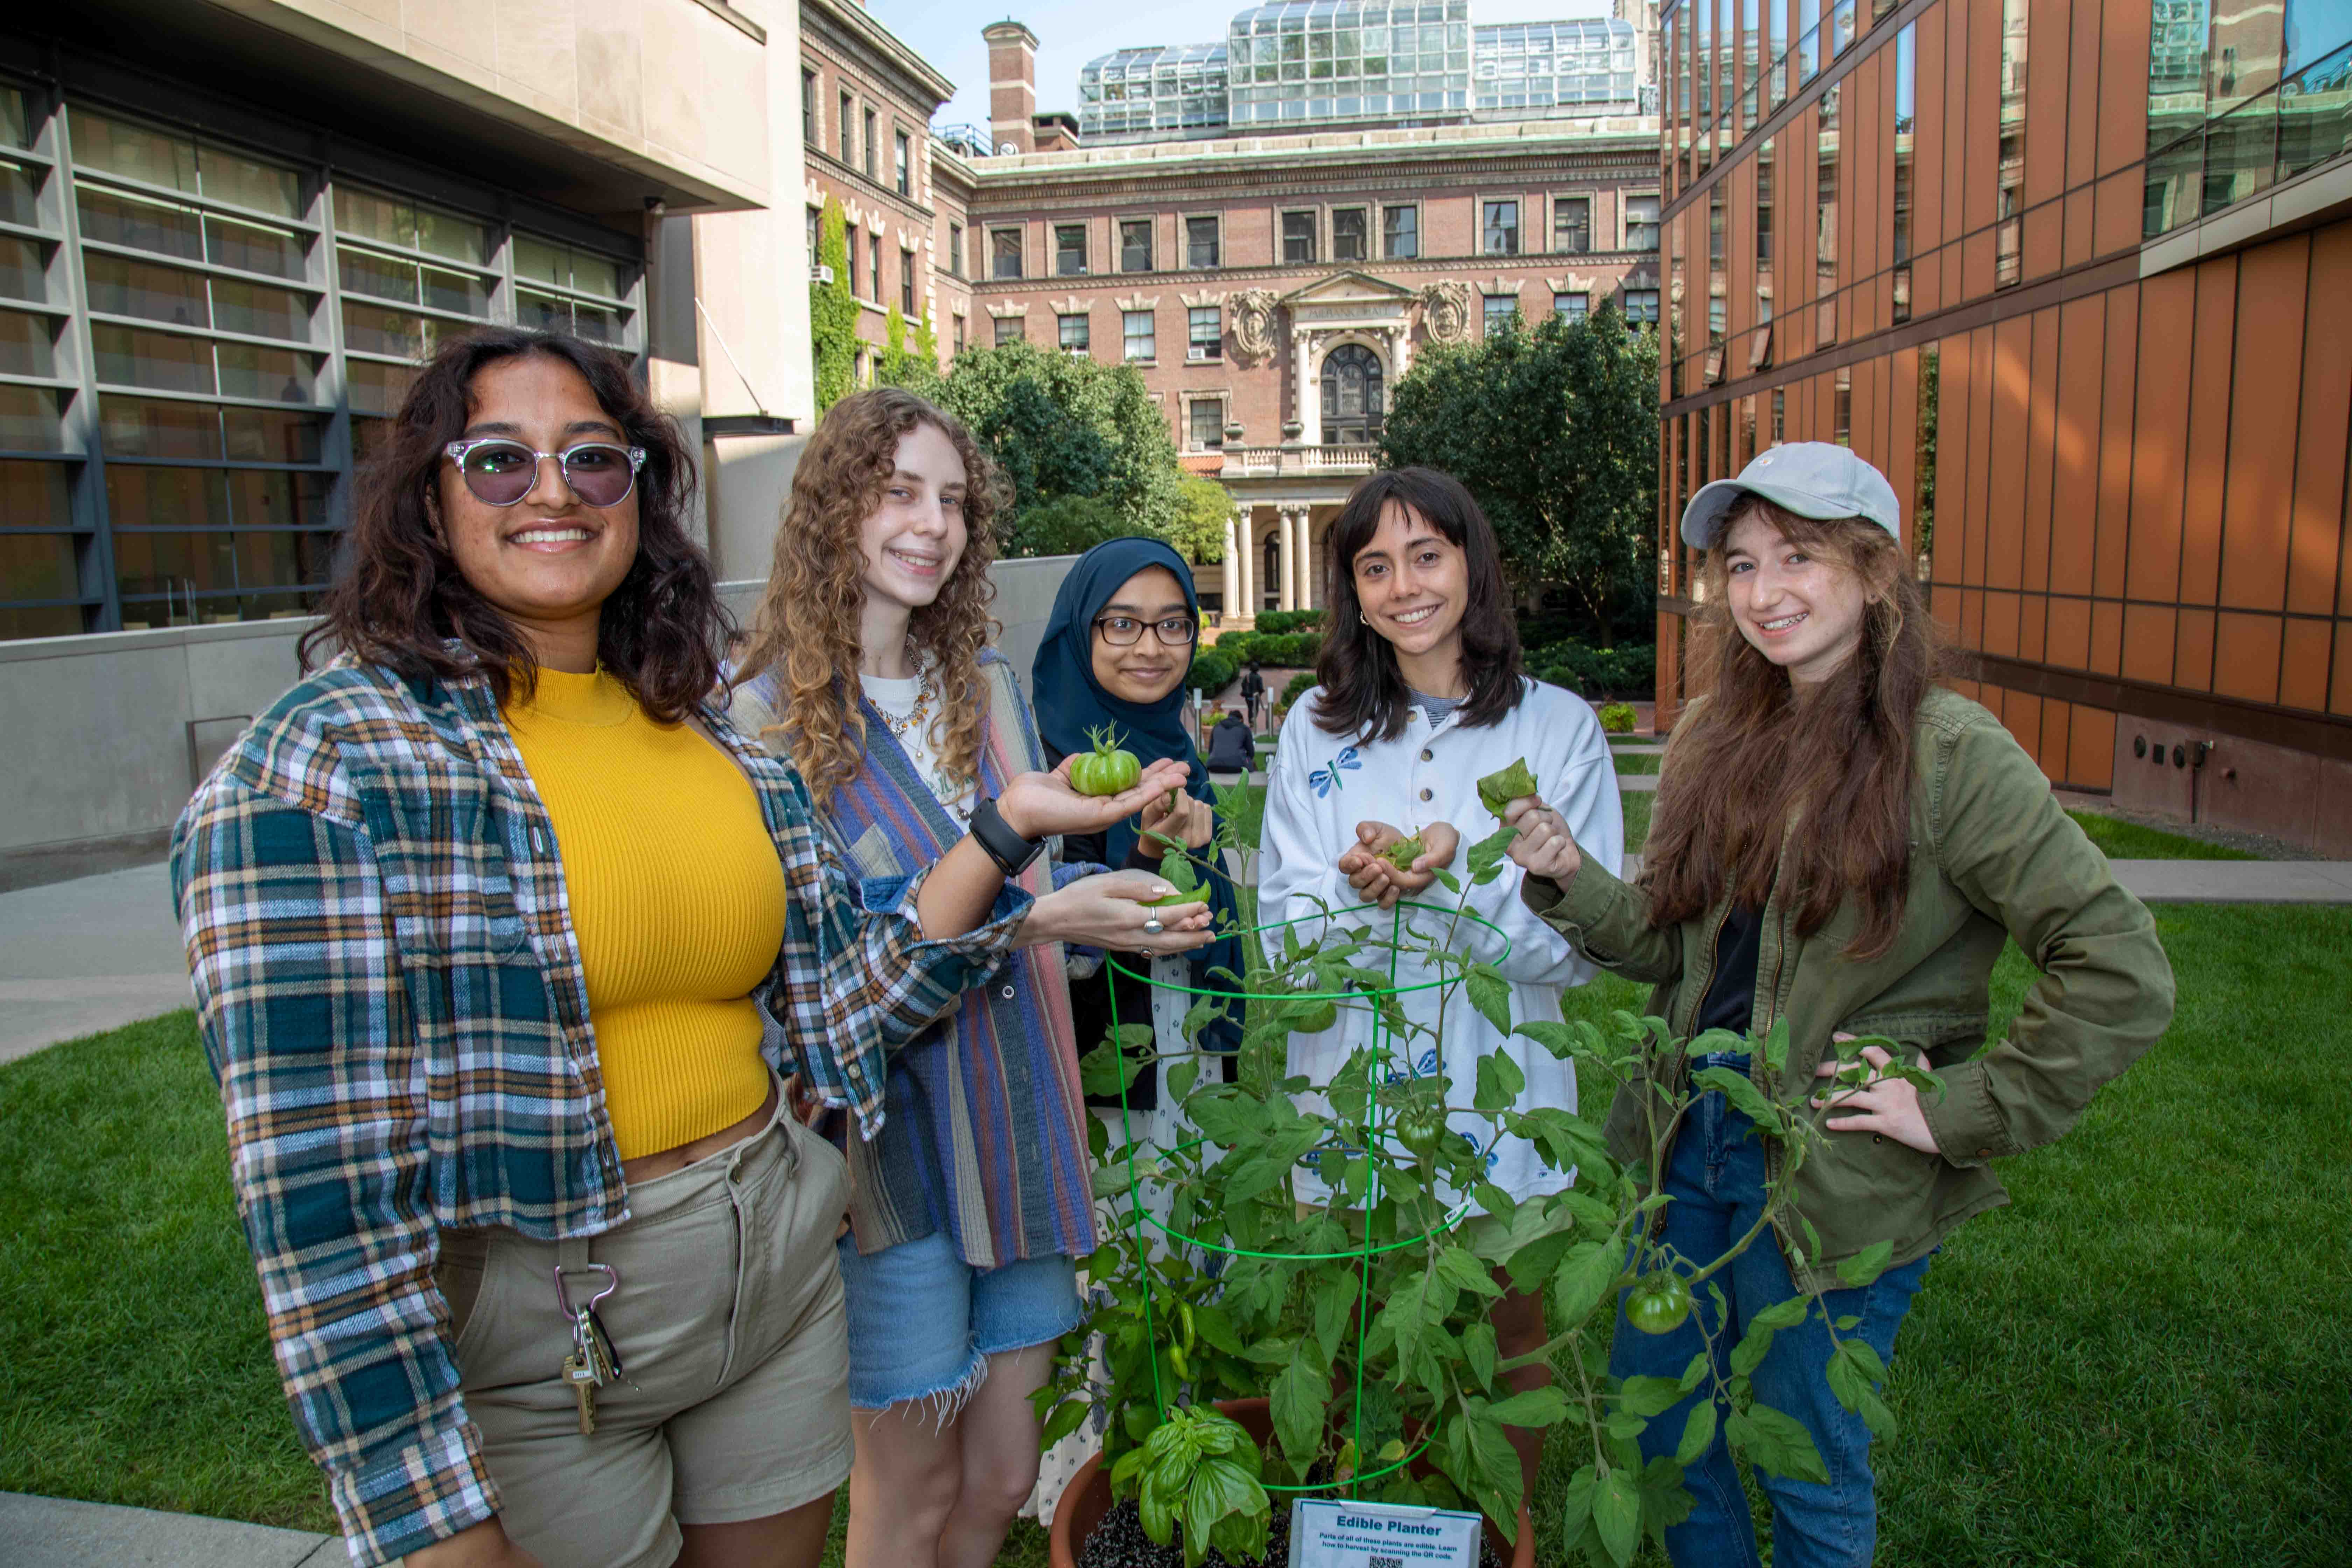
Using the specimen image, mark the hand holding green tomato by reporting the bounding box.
[1068,725,1143,797]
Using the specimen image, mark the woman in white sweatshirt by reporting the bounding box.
[1256,465,1624,1521]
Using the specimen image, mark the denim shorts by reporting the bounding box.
[833,1228,1083,1412]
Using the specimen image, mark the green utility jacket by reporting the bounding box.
[1522,687,2175,1292]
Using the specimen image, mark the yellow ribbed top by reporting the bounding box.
[505,667,787,1162]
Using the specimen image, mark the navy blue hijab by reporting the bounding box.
[1033,538,1246,1050]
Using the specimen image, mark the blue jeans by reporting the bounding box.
[1609,1057,1932,1568]
[834,1230,1082,1412]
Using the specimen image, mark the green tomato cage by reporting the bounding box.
[1101,897,1513,1499]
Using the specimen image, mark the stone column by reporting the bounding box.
[1297,510,1315,611]
[1279,507,1298,612]
[1294,334,1317,447]
[1220,513,1239,617]
[1236,506,1256,617]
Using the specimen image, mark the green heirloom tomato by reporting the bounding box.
[1383,833,1425,871]
[1396,1108,1448,1161]
[1625,1272,1694,1336]
[1070,726,1143,796]
[1476,757,1540,818]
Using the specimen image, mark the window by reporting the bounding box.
[1055,224,1087,275]
[863,109,877,178]
[1994,0,2026,287]
[1188,306,1220,360]
[869,233,882,302]
[1120,219,1153,273]
[990,228,1022,280]
[846,223,859,296]
[1892,24,1916,320]
[901,249,915,315]
[1186,215,1219,269]
[1482,200,1519,254]
[1622,288,1660,326]
[1332,208,1367,262]
[948,222,964,279]
[1382,204,1419,259]
[839,91,853,162]
[1059,312,1090,354]
[1625,194,1661,250]
[1554,290,1589,319]
[1320,343,1383,443]
[954,313,965,351]
[1553,196,1590,253]
[993,315,1024,345]
[894,130,910,196]
[806,205,819,258]
[802,70,817,145]
[1757,136,1776,325]
[1817,84,1839,344]
[1189,397,1225,450]
[1483,294,1519,333]
[1123,309,1155,361]
[1282,211,1317,263]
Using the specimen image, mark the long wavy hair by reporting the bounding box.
[1640,498,1942,959]
[1310,467,1526,742]
[733,388,1003,806]
[300,328,724,720]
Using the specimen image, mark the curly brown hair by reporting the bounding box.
[299,327,725,720]
[733,388,1004,806]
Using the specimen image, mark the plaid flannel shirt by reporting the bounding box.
[171,658,1028,1565]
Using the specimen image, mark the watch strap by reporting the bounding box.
[969,794,1044,877]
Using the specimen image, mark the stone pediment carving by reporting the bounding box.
[1180,289,1226,308]
[985,301,1029,319]
[1277,270,1417,307]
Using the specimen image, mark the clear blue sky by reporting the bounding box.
[863,0,1615,136]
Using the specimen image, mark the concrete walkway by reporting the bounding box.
[0,861,189,1064]
[0,1493,344,1567]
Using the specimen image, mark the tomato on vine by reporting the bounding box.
[1625,1272,1694,1336]
[1069,725,1142,796]
[1395,1106,1448,1163]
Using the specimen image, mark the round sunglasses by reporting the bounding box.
[444,438,648,508]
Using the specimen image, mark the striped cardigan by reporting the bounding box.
[729,651,1099,1267]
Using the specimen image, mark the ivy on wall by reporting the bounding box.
[810,196,855,412]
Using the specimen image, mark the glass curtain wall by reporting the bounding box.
[1995,0,2029,286]
[2146,0,2352,236]
[1228,0,1473,129]
[1816,82,1839,347]
[1892,23,1917,321]
[0,84,639,640]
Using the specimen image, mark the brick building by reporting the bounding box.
[961,6,1665,621]
[1654,0,2352,851]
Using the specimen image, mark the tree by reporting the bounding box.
[880,303,942,397]
[1168,474,1231,564]
[1008,495,1127,558]
[809,197,855,413]
[1380,305,1660,645]
[937,339,1187,555]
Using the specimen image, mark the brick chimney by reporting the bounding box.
[983,20,1038,155]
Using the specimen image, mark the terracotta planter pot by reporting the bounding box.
[1048,1396,1536,1568]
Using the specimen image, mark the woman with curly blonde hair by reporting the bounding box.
[729,388,1183,1568]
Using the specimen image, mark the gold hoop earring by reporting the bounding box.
[1359,611,1368,626]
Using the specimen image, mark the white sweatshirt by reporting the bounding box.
[1257,679,1625,1209]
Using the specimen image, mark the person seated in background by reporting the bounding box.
[1204,702,1256,776]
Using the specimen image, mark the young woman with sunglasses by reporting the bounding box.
[726,391,1211,1568]
[1255,468,1624,1543]
[173,334,1196,1568]
[1502,444,2173,1568]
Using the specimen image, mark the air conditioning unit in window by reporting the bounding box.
[811,264,835,284]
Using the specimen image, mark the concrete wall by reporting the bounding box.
[0,557,1079,890]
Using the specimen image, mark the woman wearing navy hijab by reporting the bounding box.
[1032,537,1246,1117]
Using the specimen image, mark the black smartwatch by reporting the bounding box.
[968,795,1045,877]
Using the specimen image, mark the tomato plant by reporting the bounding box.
[1070,724,1143,796]
[1048,800,1933,1568]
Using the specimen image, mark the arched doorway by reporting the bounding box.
[1320,343,1384,445]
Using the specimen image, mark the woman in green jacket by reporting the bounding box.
[1499,443,2174,1568]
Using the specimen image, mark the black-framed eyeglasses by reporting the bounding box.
[444,438,648,508]
[1092,613,1198,647]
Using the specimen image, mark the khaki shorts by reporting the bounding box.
[431,1093,853,1568]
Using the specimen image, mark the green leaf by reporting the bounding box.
[1553,1239,1620,1327]
[1836,1239,1896,1289]
[1691,1064,1778,1127]
[1727,1401,1832,1484]
[1476,756,1540,818]
[1191,1302,1246,1356]
[1593,1464,1642,1567]
[1158,847,1200,892]
[1761,1016,1792,1073]
[1462,1321,1498,1391]
[1616,1375,1687,1419]
[1432,866,1462,893]
[1484,1386,1572,1427]
[1749,1295,1810,1333]
[1466,965,1515,1037]
[1673,1401,1718,1466]
[1465,823,1522,884]
[1466,1410,1526,1525]
[1436,1245,1506,1297]
[1270,1351,1330,1474]
[1040,1398,1090,1448]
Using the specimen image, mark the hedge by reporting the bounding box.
[1214,630,1323,668]
[1252,609,1326,636]
[1525,638,1656,700]
[1186,648,1238,696]
[1280,671,1318,710]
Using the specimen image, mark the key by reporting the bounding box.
[562,1352,598,1435]
[573,1308,620,1386]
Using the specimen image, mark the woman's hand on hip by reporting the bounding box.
[1503,794,1582,885]
[1812,1036,1943,1155]
[998,757,1195,841]
[1018,869,1217,955]
[1137,787,1217,852]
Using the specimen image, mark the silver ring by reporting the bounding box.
[1142,917,1165,936]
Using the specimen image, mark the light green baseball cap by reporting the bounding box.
[1679,441,1903,551]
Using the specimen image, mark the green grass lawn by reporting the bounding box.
[7,908,2344,1563]
[2066,809,2260,861]
[1613,751,1663,776]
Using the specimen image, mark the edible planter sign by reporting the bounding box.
[1285,1498,1483,1568]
